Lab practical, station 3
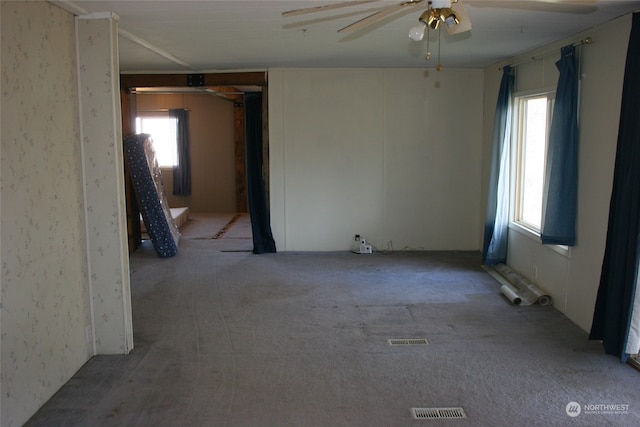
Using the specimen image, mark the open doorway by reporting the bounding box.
[120,72,272,254]
[134,90,252,251]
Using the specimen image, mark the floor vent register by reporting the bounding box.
[411,407,467,419]
[388,338,428,346]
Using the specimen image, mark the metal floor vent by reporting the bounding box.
[388,338,428,346]
[412,407,467,419]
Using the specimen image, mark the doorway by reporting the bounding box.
[119,72,270,254]
[134,90,253,251]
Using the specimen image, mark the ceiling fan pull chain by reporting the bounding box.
[437,25,443,71]
[426,22,432,60]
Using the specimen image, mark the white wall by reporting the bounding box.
[269,68,484,252]
[482,15,632,332]
[1,3,91,425]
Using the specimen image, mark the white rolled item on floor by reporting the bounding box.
[500,284,522,305]
[495,263,553,306]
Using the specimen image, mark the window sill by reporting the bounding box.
[509,222,571,258]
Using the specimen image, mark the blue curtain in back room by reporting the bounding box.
[482,66,514,266]
[170,108,191,196]
[540,44,579,246]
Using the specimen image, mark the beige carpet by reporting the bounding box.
[176,212,253,252]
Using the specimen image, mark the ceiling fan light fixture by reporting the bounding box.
[439,8,459,27]
[430,0,452,8]
[409,21,427,41]
[426,10,441,30]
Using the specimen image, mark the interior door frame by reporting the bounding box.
[119,72,269,252]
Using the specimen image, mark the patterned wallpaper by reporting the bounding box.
[1,2,91,426]
[76,14,133,355]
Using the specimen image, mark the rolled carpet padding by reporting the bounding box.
[494,263,552,306]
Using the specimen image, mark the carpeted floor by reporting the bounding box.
[171,212,253,252]
[25,242,639,426]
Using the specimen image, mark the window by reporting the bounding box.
[514,92,555,233]
[135,115,178,167]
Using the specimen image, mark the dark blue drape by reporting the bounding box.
[245,93,276,254]
[483,66,514,265]
[540,45,579,246]
[589,12,640,362]
[170,109,191,196]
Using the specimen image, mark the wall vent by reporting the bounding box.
[411,407,467,419]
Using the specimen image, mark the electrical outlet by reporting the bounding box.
[355,234,361,241]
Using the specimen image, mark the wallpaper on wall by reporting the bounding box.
[76,15,133,354]
[1,2,91,426]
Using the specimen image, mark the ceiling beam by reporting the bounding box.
[50,1,196,70]
[120,73,268,90]
[118,29,197,71]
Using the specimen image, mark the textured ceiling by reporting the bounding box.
[62,0,640,71]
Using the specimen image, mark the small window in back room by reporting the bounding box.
[135,115,178,167]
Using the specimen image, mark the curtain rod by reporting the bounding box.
[501,37,592,70]
[136,109,190,113]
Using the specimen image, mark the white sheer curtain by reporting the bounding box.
[625,273,640,355]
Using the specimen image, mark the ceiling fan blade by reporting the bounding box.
[282,0,380,17]
[532,0,596,3]
[467,0,597,14]
[446,1,472,35]
[282,7,384,29]
[338,0,423,33]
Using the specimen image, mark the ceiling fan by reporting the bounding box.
[282,0,597,68]
[282,0,598,35]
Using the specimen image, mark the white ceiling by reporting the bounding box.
[60,0,640,72]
